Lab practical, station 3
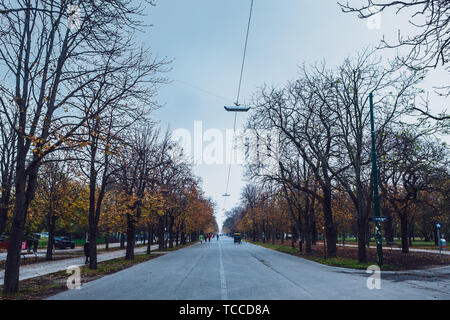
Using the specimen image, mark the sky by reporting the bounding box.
[136,0,448,230]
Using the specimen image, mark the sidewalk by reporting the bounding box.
[336,243,450,255]
[0,242,126,261]
[0,244,160,282]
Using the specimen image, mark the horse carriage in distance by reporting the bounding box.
[233,232,242,244]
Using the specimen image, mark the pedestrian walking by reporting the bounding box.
[199,234,204,243]
[216,234,219,241]
[32,238,39,253]
[26,236,33,253]
[84,241,90,264]
[208,234,211,243]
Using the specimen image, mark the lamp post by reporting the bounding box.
[369,92,384,267]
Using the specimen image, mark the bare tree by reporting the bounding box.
[0,0,165,293]
[317,50,423,262]
[339,0,450,120]
[0,107,16,236]
[246,69,341,257]
[34,159,71,260]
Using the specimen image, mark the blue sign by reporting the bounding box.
[436,223,442,229]
[370,216,388,222]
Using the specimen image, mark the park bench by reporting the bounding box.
[21,251,38,263]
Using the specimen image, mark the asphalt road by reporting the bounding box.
[49,236,450,300]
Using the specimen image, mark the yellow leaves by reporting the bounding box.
[79,141,89,148]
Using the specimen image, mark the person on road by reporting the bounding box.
[208,234,211,242]
[84,241,90,264]
[216,234,219,241]
[199,234,204,243]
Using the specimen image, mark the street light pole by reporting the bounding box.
[370,92,384,267]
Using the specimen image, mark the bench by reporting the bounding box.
[21,252,38,263]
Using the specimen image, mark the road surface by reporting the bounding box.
[49,236,450,300]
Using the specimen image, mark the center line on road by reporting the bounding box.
[219,242,228,300]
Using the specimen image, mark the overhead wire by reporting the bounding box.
[223,0,254,211]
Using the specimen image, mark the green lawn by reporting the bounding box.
[250,241,398,271]
[339,238,439,248]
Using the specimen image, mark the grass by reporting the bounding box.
[250,241,398,271]
[338,238,440,249]
[306,256,397,271]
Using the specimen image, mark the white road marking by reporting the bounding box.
[219,242,228,300]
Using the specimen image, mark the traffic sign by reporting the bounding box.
[436,222,442,229]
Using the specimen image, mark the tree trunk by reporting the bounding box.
[262,221,266,244]
[299,233,304,252]
[311,217,318,245]
[0,202,9,236]
[291,233,295,249]
[322,188,337,258]
[120,232,125,249]
[46,214,56,260]
[400,212,409,253]
[158,216,165,250]
[0,173,13,236]
[3,167,29,293]
[147,224,153,254]
[125,214,136,260]
[105,232,110,251]
[304,216,312,254]
[89,226,98,269]
[382,206,394,243]
[357,216,368,263]
[168,215,174,249]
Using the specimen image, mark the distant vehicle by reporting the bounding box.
[54,237,75,249]
[37,232,49,238]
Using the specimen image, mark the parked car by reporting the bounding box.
[54,236,75,249]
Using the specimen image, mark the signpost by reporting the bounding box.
[369,93,384,267]
[436,222,442,259]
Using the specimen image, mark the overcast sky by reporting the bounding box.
[137,0,448,230]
